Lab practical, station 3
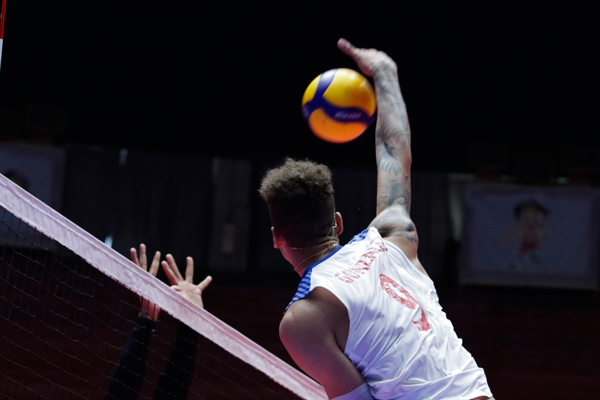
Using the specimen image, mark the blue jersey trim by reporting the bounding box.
[348,228,370,244]
[284,245,343,314]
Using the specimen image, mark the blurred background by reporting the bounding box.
[1,2,599,398]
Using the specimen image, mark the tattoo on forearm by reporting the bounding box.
[377,149,402,174]
[374,64,412,215]
[376,114,410,148]
[377,177,411,212]
[368,57,419,246]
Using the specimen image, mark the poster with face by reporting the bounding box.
[460,183,600,289]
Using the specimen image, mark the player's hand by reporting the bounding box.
[131,244,162,321]
[162,254,212,309]
[337,38,397,77]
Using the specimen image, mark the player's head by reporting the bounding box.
[514,200,549,223]
[259,158,337,248]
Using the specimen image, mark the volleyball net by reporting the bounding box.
[0,172,327,399]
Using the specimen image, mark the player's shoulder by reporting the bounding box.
[281,287,345,340]
[280,294,327,353]
[280,287,350,369]
[279,290,363,398]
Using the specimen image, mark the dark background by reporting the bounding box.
[1,2,598,171]
[1,2,600,399]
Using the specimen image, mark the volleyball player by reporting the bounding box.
[105,245,211,400]
[259,39,494,399]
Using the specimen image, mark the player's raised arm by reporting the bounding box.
[338,39,419,262]
[131,244,162,321]
[279,288,372,399]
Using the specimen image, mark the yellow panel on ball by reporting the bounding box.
[324,68,376,114]
[301,68,377,143]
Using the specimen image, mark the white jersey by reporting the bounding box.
[286,227,492,400]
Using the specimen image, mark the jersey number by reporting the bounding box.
[379,274,430,332]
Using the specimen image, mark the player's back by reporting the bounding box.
[287,227,492,399]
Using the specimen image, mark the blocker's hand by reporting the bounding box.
[162,254,212,309]
[131,244,162,321]
[337,38,397,77]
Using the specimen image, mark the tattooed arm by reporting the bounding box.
[338,39,423,271]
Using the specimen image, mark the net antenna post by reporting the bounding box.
[0,0,6,71]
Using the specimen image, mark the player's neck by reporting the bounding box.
[285,238,340,277]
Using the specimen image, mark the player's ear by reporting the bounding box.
[271,226,283,249]
[334,212,343,237]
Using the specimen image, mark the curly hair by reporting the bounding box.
[259,158,336,247]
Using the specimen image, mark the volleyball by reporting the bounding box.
[301,68,376,143]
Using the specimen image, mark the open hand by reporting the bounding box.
[161,254,212,309]
[131,244,162,321]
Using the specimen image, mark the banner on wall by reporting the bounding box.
[460,183,600,289]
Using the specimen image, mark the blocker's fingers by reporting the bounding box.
[161,260,179,285]
[166,254,183,279]
[198,275,212,291]
[148,251,161,277]
[185,257,194,282]
[130,247,139,266]
[139,243,148,269]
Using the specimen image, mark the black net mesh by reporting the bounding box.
[0,205,304,399]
